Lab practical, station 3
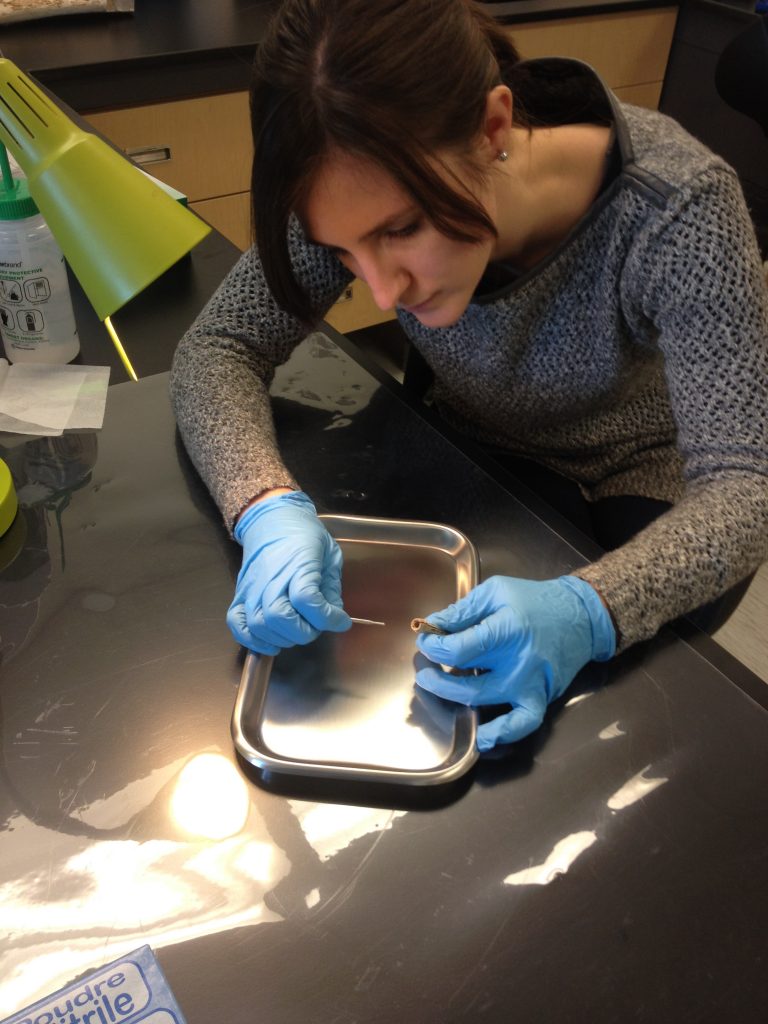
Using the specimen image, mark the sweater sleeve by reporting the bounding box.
[169,220,352,530]
[576,166,768,649]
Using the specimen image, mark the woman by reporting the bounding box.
[170,0,768,751]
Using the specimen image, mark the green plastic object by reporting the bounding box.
[0,457,18,538]
[0,59,211,321]
[0,144,39,219]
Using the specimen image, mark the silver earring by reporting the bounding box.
[497,150,509,162]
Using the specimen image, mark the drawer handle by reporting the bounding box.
[127,145,172,166]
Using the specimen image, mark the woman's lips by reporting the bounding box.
[402,293,438,315]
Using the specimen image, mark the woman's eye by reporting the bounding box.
[387,221,421,240]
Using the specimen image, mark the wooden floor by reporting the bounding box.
[713,562,768,683]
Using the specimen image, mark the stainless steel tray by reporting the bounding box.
[232,514,479,785]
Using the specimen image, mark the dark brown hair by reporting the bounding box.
[250,0,522,323]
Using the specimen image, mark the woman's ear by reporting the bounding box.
[479,85,514,163]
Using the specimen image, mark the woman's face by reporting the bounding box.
[301,150,498,328]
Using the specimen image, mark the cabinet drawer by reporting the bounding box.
[510,8,678,93]
[190,192,252,252]
[613,81,664,108]
[85,91,253,202]
[325,281,396,333]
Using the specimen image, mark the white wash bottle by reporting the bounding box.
[0,142,80,364]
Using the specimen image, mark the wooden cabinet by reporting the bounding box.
[84,6,678,330]
[85,91,253,251]
[509,7,678,109]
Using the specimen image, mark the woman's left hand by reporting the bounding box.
[414,575,615,751]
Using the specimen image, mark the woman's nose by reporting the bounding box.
[358,255,409,311]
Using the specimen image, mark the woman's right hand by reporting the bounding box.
[227,490,352,655]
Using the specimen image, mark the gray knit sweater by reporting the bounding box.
[170,60,768,652]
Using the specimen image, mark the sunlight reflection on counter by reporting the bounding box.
[503,831,598,886]
[599,720,626,740]
[0,747,415,1016]
[290,801,406,862]
[0,752,285,1016]
[607,765,668,810]
[0,825,287,1015]
[500,755,670,889]
[170,752,250,840]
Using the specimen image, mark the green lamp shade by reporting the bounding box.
[0,59,211,321]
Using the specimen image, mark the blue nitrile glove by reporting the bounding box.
[227,490,352,655]
[414,575,615,752]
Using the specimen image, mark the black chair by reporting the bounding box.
[715,15,768,136]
